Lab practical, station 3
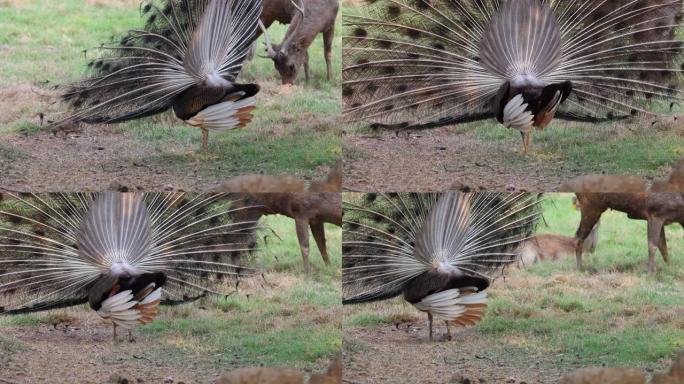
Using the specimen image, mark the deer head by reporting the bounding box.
[259,0,307,85]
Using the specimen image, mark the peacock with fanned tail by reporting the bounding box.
[58,0,262,151]
[343,0,684,152]
[0,192,260,341]
[342,192,542,341]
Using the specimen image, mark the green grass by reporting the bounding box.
[484,195,684,369]
[533,195,684,276]
[0,0,341,180]
[463,120,684,176]
[352,117,684,177]
[344,194,684,372]
[0,314,46,327]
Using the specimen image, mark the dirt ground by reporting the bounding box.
[0,315,225,384]
[0,125,336,193]
[0,127,206,192]
[343,325,567,384]
[342,129,677,192]
[343,131,551,192]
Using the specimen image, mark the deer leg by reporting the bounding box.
[427,312,433,342]
[295,218,311,273]
[647,217,665,273]
[323,27,335,81]
[310,220,330,265]
[304,51,310,83]
[575,206,603,271]
[658,226,669,263]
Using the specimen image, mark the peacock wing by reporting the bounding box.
[77,192,153,270]
[343,193,442,304]
[451,193,542,278]
[478,0,562,84]
[342,192,543,304]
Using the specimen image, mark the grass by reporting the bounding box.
[0,214,342,372]
[467,120,684,176]
[343,194,684,373]
[0,0,341,181]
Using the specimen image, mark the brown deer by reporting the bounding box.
[566,174,684,273]
[259,0,301,32]
[259,0,338,84]
[216,162,342,273]
[246,192,341,273]
[518,198,600,267]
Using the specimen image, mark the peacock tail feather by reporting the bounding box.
[0,192,261,314]
[343,0,684,128]
[342,192,543,304]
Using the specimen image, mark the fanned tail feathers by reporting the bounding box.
[343,0,684,128]
[59,0,262,126]
[0,193,261,314]
[342,192,542,304]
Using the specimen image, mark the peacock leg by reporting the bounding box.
[445,321,452,341]
[128,329,135,343]
[112,323,118,343]
[520,130,532,154]
[201,129,209,152]
[428,312,434,342]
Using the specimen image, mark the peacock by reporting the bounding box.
[58,0,262,151]
[0,192,260,341]
[342,192,542,341]
[342,0,684,152]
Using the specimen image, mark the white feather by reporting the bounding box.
[185,96,256,131]
[413,288,487,322]
[140,287,162,305]
[503,94,534,131]
[100,290,136,311]
[96,286,163,329]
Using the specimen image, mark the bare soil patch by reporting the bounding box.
[343,325,565,384]
[342,129,677,192]
[1,315,223,384]
[343,130,577,192]
[0,127,225,192]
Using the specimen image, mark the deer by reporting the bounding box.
[258,0,338,85]
[216,162,342,273]
[565,173,684,273]
[259,0,302,32]
[518,197,600,267]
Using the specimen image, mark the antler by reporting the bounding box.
[290,0,304,17]
[258,20,277,58]
[258,0,305,59]
[280,0,306,55]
